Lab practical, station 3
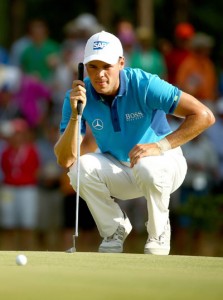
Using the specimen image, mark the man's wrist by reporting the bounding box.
[70,116,78,121]
[155,137,172,154]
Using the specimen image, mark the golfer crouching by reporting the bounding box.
[54,31,215,255]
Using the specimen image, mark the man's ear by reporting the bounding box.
[119,57,125,70]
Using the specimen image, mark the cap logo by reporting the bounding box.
[93,41,109,50]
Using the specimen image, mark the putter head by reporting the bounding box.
[65,234,77,253]
[66,246,76,253]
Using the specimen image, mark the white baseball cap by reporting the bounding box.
[83,31,123,65]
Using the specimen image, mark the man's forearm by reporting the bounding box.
[166,110,214,149]
[54,118,80,168]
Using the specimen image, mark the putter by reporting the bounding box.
[66,62,84,253]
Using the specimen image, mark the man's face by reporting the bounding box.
[85,57,125,96]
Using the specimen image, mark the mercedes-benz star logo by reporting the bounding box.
[92,119,103,130]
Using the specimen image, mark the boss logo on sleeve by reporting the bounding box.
[93,41,109,50]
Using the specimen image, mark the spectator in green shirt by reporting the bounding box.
[20,19,60,85]
[129,27,167,79]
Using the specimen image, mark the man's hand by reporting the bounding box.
[129,143,161,168]
[70,80,86,118]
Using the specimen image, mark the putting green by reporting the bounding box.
[0,251,222,299]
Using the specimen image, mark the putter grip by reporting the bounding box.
[77,62,84,116]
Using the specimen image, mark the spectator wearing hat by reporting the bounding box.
[62,13,104,73]
[175,32,218,103]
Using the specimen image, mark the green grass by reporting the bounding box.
[0,251,222,300]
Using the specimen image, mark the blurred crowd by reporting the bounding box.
[0,14,222,255]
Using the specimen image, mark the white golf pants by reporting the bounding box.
[68,147,187,239]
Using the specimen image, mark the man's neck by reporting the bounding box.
[99,94,114,105]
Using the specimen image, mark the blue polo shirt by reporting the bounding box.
[60,68,181,162]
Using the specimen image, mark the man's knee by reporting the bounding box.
[68,154,101,189]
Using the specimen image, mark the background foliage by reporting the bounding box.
[1,0,223,67]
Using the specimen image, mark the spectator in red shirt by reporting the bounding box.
[0,118,40,250]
